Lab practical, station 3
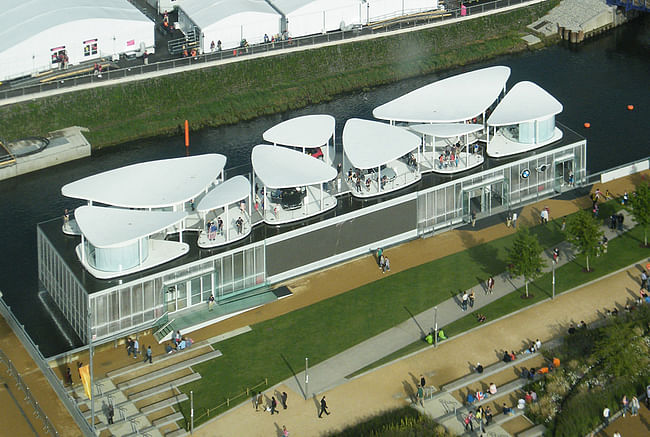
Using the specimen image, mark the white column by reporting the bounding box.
[81,234,86,264]
[226,206,229,241]
[378,166,382,193]
[263,186,267,220]
[320,183,324,210]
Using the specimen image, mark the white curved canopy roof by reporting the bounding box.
[252,145,337,189]
[373,66,511,123]
[410,123,484,138]
[76,206,187,248]
[487,81,563,126]
[197,175,250,212]
[62,154,226,209]
[343,119,421,169]
[262,115,335,148]
[180,0,280,30]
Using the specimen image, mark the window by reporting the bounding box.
[83,39,98,57]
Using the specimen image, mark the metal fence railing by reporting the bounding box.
[0,348,59,436]
[0,0,544,102]
[0,294,96,436]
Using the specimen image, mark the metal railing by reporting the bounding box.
[191,378,268,425]
[0,0,544,102]
[0,294,96,436]
[0,349,59,436]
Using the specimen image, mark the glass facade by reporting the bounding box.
[417,141,586,234]
[84,237,149,273]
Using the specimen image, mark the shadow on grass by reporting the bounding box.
[280,353,304,399]
[458,230,503,279]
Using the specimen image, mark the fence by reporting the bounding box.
[191,378,268,425]
[0,349,59,436]
[0,294,96,436]
[0,0,543,102]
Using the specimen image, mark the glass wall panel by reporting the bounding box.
[233,252,244,291]
[191,277,201,305]
[202,273,212,301]
[176,282,187,310]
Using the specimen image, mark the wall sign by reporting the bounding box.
[521,168,530,179]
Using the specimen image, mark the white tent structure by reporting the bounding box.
[0,0,154,82]
[409,123,485,174]
[262,114,336,166]
[364,0,439,23]
[373,66,511,124]
[252,145,337,224]
[343,118,421,197]
[269,0,360,37]
[74,206,189,279]
[197,176,252,248]
[62,154,226,232]
[486,81,564,158]
[178,0,281,52]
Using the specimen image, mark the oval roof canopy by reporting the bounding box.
[262,114,335,148]
[487,81,563,126]
[197,175,251,212]
[373,66,511,123]
[252,145,337,189]
[62,154,227,209]
[410,123,484,138]
[76,206,187,248]
[343,119,421,169]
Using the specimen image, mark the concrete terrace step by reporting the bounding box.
[118,350,222,390]
[153,411,184,428]
[141,393,189,415]
[129,372,202,402]
[491,408,525,426]
[438,378,528,422]
[441,352,540,393]
[107,342,212,379]
[517,424,546,437]
[165,429,188,437]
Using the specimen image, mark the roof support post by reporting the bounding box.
[320,184,324,211]
[226,205,229,242]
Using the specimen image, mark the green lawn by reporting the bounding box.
[178,220,565,425]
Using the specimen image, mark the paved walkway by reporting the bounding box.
[280,207,634,399]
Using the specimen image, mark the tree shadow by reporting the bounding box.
[457,230,504,279]
[404,306,426,337]
[280,353,305,399]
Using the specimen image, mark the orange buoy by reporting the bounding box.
[627,104,634,110]
[583,122,591,128]
[184,120,189,147]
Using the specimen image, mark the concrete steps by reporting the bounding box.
[129,372,201,402]
[107,342,212,379]
[165,428,188,437]
[141,393,189,415]
[118,350,221,390]
[517,424,546,436]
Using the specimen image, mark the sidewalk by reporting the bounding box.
[197,263,647,437]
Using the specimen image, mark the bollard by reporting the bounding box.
[184,120,189,147]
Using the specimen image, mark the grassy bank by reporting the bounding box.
[0,1,557,149]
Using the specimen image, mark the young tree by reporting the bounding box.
[565,210,603,272]
[626,182,650,247]
[507,227,545,298]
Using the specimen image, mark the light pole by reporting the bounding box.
[552,260,556,299]
[433,306,438,348]
[304,357,309,400]
[190,390,194,434]
[88,309,95,433]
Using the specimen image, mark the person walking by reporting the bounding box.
[208,294,215,311]
[464,411,474,431]
[281,391,288,409]
[621,394,628,417]
[416,385,424,406]
[461,291,468,311]
[255,392,263,411]
[476,406,484,433]
[282,425,289,437]
[270,396,279,415]
[107,403,114,424]
[469,290,475,308]
[143,345,152,364]
[318,396,330,417]
[486,276,495,294]
[630,396,639,416]
[485,405,493,425]
[65,366,73,386]
[126,338,133,357]
[132,338,139,359]
[603,406,610,426]
[420,374,426,388]
[511,211,518,229]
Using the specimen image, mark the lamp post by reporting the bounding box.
[552,260,556,300]
[190,390,194,434]
[304,357,309,400]
[433,306,438,348]
[88,309,95,433]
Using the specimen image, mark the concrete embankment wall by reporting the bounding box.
[0,126,91,181]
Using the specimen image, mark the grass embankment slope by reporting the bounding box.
[0,1,557,149]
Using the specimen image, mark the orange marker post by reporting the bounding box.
[583,122,591,128]
[627,104,634,111]
[184,120,189,147]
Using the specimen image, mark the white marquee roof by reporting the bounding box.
[197,175,250,212]
[62,154,226,209]
[343,119,421,169]
[0,0,150,54]
[409,123,484,138]
[76,206,187,248]
[262,114,335,148]
[487,81,563,126]
[252,145,337,188]
[180,0,280,30]
[373,66,511,123]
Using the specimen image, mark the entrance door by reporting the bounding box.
[463,188,483,220]
[554,159,574,193]
[463,178,509,221]
[166,286,177,313]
